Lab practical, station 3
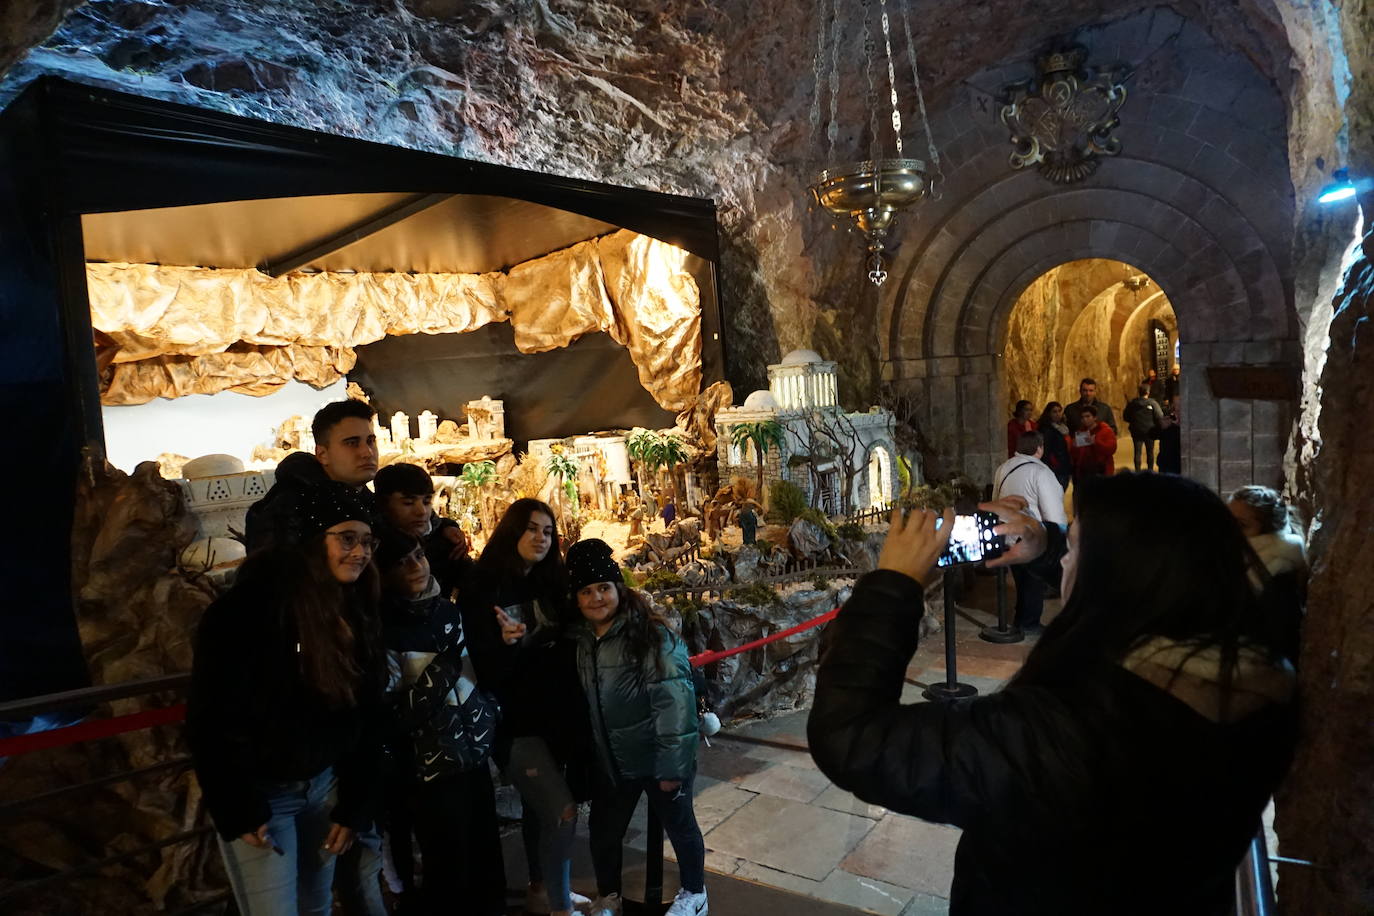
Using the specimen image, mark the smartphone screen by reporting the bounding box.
[936,511,1006,568]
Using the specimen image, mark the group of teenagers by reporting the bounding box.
[1006,374,1184,487]
[186,399,710,916]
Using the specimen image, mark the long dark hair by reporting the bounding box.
[478,497,566,599]
[604,583,672,678]
[1012,473,1292,703]
[1036,401,1064,430]
[281,534,383,708]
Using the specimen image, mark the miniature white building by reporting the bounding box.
[715,349,898,513]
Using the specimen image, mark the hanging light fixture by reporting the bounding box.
[807,0,942,286]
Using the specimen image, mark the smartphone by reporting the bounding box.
[936,511,1007,568]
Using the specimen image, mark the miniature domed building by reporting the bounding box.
[714,349,897,513]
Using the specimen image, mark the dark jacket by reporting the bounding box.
[808,568,1296,916]
[457,569,589,764]
[186,551,386,839]
[1123,396,1164,438]
[1152,422,1182,474]
[574,617,698,785]
[1038,426,1072,488]
[381,583,500,781]
[244,452,378,553]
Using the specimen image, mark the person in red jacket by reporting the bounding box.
[1006,400,1037,458]
[1070,405,1117,481]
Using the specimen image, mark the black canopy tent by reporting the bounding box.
[0,76,723,700]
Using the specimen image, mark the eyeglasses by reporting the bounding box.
[325,531,379,553]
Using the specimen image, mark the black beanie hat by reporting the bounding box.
[299,482,373,540]
[565,538,623,593]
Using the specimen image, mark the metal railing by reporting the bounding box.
[0,673,229,915]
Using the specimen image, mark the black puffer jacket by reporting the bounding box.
[186,551,387,839]
[808,569,1297,916]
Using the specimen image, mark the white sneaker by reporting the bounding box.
[586,892,622,916]
[570,891,593,911]
[665,888,708,916]
[529,884,594,913]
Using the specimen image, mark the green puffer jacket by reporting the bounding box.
[574,617,698,784]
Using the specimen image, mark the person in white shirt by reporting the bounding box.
[992,431,1067,634]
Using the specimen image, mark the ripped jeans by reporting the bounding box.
[508,736,578,911]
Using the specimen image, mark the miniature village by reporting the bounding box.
[84,348,978,721]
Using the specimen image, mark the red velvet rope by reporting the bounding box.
[0,703,187,758]
[689,607,839,667]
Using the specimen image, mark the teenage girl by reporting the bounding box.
[187,483,388,916]
[465,498,592,916]
[565,538,707,916]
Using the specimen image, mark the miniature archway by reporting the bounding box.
[868,444,893,507]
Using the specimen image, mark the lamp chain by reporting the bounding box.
[809,0,828,159]
[860,0,880,164]
[826,0,843,159]
[878,0,902,156]
[898,0,941,184]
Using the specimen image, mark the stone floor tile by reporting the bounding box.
[814,869,916,916]
[692,781,759,833]
[733,861,823,896]
[705,794,878,881]
[720,738,822,771]
[840,814,960,896]
[734,761,831,803]
[727,710,810,742]
[703,850,743,874]
[697,745,775,784]
[813,784,890,819]
[898,891,951,916]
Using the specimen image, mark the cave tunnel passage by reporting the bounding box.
[1001,258,1178,471]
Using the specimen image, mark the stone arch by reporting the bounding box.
[866,442,894,507]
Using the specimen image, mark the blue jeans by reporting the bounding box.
[509,737,578,910]
[217,768,386,916]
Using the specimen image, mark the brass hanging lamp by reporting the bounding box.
[807,0,942,286]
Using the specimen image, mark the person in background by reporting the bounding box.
[808,475,1298,914]
[1152,409,1182,475]
[1227,485,1307,661]
[246,399,381,553]
[188,483,388,916]
[1064,378,1118,437]
[464,499,593,916]
[991,430,1067,635]
[1070,405,1117,483]
[1034,402,1073,491]
[1144,368,1165,403]
[375,529,509,916]
[1006,400,1038,459]
[1123,384,1165,471]
[565,539,705,916]
[373,462,471,596]
[1165,365,1182,408]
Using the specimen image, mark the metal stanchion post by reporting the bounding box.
[923,568,978,701]
[980,567,1024,643]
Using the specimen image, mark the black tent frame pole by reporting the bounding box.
[629,808,667,915]
[923,568,978,701]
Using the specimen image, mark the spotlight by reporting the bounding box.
[1318,168,1357,204]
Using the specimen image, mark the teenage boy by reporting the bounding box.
[374,462,472,596]
[376,530,512,916]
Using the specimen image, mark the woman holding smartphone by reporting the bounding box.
[564,538,706,916]
[187,483,388,916]
[466,498,592,916]
[809,474,1299,915]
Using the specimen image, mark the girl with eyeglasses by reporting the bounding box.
[188,482,388,916]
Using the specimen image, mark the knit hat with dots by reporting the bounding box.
[299,481,374,540]
[565,538,624,593]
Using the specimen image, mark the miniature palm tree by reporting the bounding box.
[647,432,690,505]
[459,460,497,531]
[626,428,657,498]
[730,420,785,507]
[546,449,582,523]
